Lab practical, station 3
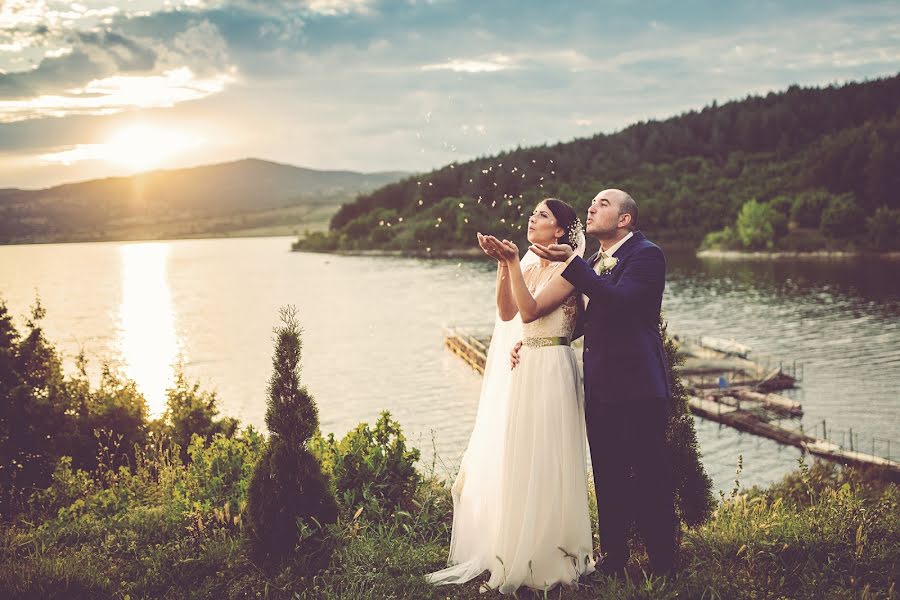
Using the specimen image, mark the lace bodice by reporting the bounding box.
[521,261,578,340]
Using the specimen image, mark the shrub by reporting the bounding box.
[159,368,239,463]
[186,427,265,512]
[662,321,715,528]
[81,365,149,471]
[700,226,741,250]
[26,456,95,518]
[245,306,338,569]
[292,231,339,252]
[311,411,421,516]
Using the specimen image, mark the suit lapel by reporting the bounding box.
[609,230,645,265]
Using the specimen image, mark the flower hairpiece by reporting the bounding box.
[566,218,584,249]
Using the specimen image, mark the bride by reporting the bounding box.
[427,198,595,594]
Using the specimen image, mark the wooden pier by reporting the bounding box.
[443,326,900,480]
[443,327,488,375]
[688,395,900,481]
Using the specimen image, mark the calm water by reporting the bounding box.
[1,237,898,492]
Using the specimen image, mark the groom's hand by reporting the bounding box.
[509,340,522,370]
[530,242,573,262]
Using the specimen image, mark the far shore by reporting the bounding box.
[697,249,900,260]
[295,244,900,261]
[306,247,486,259]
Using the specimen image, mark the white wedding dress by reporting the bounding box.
[427,258,595,594]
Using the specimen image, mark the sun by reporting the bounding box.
[104,124,204,171]
[39,123,204,172]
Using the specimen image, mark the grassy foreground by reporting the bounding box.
[1,437,897,600]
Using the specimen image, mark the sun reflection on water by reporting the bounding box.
[117,243,180,417]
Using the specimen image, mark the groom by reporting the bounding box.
[528,189,677,578]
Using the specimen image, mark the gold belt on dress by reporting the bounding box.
[521,336,570,348]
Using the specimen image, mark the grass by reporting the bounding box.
[1,446,897,600]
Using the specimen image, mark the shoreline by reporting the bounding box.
[297,245,900,261]
[697,249,900,260]
[322,247,485,259]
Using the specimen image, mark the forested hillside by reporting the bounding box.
[297,74,899,254]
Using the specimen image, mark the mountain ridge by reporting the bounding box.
[0,158,409,244]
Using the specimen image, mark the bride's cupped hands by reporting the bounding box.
[476,232,519,265]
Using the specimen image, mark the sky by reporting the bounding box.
[0,0,898,189]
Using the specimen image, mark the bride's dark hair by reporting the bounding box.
[543,198,581,250]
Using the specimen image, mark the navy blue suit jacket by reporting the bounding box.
[562,231,671,407]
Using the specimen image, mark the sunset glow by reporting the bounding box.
[40,123,205,171]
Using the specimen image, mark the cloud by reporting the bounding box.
[422,54,515,73]
[303,0,376,16]
[0,49,104,98]
[0,67,234,123]
[0,9,235,121]
[74,30,157,70]
[1,0,899,188]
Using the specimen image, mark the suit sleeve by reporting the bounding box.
[561,246,665,312]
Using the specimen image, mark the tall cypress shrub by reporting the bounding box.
[246,306,337,568]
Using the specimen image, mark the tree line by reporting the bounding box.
[296,73,900,254]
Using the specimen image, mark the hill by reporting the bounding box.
[0,158,406,244]
[296,74,900,255]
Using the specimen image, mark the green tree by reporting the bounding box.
[736,199,779,250]
[246,306,338,569]
[790,190,831,228]
[866,206,900,250]
[820,193,865,239]
[0,299,74,515]
[769,194,793,217]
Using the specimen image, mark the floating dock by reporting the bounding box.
[688,396,899,479]
[444,326,900,480]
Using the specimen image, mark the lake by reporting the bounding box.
[1,236,898,492]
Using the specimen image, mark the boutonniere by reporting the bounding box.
[597,254,618,275]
